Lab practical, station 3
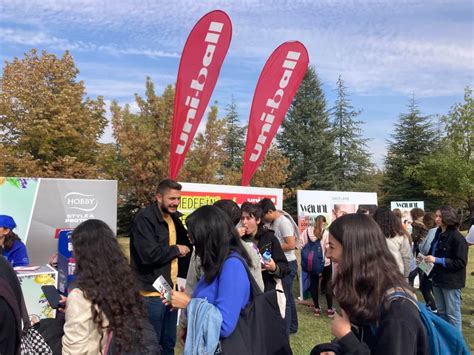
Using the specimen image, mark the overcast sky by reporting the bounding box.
[1,0,473,166]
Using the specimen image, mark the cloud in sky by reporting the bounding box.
[1,0,472,167]
[2,1,471,96]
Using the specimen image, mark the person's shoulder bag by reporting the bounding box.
[219,254,292,355]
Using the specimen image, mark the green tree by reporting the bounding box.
[0,49,107,177]
[222,97,245,172]
[330,76,373,190]
[409,87,474,217]
[111,79,174,234]
[181,104,226,183]
[278,67,336,214]
[382,97,438,208]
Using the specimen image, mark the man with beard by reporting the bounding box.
[130,179,192,355]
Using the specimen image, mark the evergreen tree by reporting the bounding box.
[382,97,438,207]
[278,67,337,214]
[330,76,373,190]
[222,97,245,172]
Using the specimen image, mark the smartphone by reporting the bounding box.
[41,285,62,309]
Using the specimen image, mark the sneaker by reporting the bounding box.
[327,308,336,318]
[313,307,321,316]
[426,304,438,313]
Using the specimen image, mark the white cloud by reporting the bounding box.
[0,27,180,59]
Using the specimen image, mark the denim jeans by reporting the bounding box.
[432,286,462,331]
[282,260,298,334]
[143,296,178,355]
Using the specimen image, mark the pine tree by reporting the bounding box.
[222,97,245,172]
[330,76,373,190]
[278,66,337,214]
[382,97,438,207]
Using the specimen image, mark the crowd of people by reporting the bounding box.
[0,177,472,354]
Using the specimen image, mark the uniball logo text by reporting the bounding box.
[249,50,301,162]
[176,21,224,155]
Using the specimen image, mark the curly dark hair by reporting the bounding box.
[372,207,407,239]
[329,214,410,325]
[71,219,145,354]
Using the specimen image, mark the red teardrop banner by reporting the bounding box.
[241,41,309,186]
[169,10,232,180]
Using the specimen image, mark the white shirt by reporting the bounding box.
[270,214,297,262]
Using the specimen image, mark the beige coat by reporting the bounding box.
[62,288,109,355]
[386,235,411,278]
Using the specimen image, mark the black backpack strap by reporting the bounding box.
[384,288,419,310]
[19,288,31,329]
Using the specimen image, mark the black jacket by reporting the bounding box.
[0,257,23,355]
[338,298,429,355]
[429,226,468,289]
[243,227,289,292]
[130,202,192,291]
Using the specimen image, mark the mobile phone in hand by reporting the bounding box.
[41,285,62,309]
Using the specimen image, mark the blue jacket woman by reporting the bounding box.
[166,206,254,353]
[0,215,29,267]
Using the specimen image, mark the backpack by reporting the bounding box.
[220,255,292,355]
[385,290,470,355]
[301,239,324,274]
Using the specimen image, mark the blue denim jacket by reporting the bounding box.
[419,227,437,255]
[184,298,223,355]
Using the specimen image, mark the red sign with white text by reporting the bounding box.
[169,10,232,179]
[241,41,309,186]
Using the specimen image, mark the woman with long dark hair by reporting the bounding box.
[166,205,253,338]
[424,206,468,331]
[372,207,411,278]
[0,215,29,267]
[62,219,151,354]
[324,214,428,354]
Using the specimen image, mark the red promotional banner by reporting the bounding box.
[241,41,309,186]
[169,10,232,179]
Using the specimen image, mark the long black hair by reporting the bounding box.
[72,219,145,354]
[186,205,252,283]
[329,214,410,325]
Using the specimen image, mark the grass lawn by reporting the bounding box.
[118,238,474,353]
